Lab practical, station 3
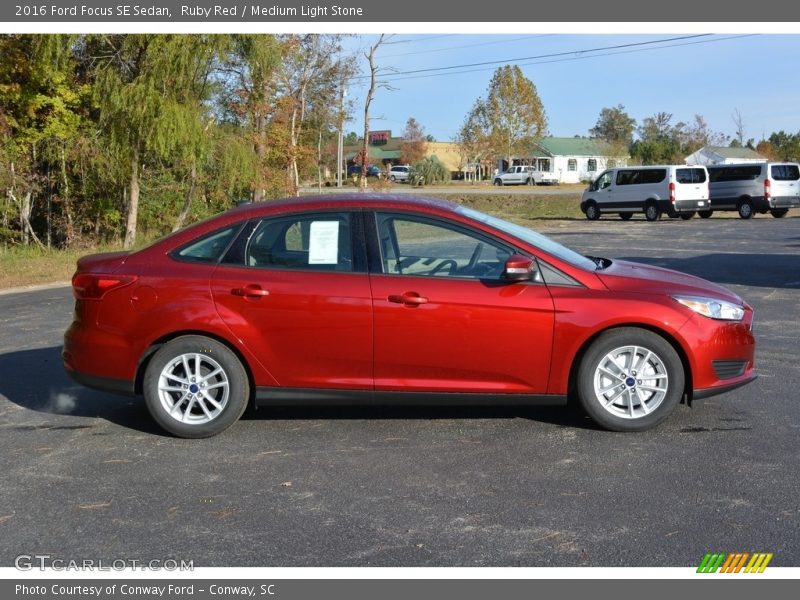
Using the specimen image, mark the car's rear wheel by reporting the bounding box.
[619,213,633,221]
[584,201,600,221]
[738,199,754,219]
[771,208,789,218]
[680,212,695,220]
[644,201,661,222]
[576,328,684,431]
[144,335,249,438]
[698,210,713,219]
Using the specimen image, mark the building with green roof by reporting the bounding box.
[685,145,767,166]
[498,137,629,184]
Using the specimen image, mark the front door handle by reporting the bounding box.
[231,284,270,299]
[388,291,428,306]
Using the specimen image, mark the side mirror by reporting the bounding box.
[503,254,535,282]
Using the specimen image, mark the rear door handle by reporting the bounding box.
[388,291,428,306]
[231,285,270,299]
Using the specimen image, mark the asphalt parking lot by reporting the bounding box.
[0,214,798,567]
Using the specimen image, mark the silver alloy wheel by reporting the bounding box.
[157,353,230,425]
[592,345,669,419]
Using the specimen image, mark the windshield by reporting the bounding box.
[456,205,598,271]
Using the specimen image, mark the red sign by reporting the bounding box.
[369,130,391,145]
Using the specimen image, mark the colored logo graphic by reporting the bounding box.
[697,552,773,573]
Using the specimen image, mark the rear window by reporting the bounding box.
[676,168,707,184]
[708,165,762,182]
[770,164,800,181]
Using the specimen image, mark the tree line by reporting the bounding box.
[0,34,353,249]
[588,104,800,165]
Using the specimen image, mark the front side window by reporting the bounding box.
[241,213,354,272]
[376,213,514,281]
[595,171,613,190]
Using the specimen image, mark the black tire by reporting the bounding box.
[493,179,503,186]
[389,175,396,182]
[698,210,713,219]
[619,213,633,221]
[576,328,685,432]
[771,208,789,218]
[679,212,695,220]
[143,335,250,438]
[738,199,754,219]
[584,201,601,221]
[644,202,661,222]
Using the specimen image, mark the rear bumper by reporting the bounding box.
[661,199,710,213]
[768,196,800,209]
[63,361,135,396]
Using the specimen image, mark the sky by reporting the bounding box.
[341,34,800,144]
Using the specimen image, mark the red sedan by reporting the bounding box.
[63,195,756,437]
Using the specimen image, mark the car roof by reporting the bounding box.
[226,194,460,217]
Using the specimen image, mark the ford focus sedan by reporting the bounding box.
[63,195,756,437]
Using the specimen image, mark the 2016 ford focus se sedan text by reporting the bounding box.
[63,195,756,437]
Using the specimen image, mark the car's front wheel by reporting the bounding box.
[771,208,789,218]
[698,210,713,219]
[144,335,250,438]
[493,179,503,186]
[584,201,600,221]
[576,328,684,431]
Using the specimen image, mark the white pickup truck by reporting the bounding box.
[493,165,559,186]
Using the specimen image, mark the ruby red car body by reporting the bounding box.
[63,195,756,436]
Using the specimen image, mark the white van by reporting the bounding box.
[581,165,710,221]
[705,162,800,219]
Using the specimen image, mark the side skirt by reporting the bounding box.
[255,388,567,407]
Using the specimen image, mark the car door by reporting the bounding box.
[210,211,373,389]
[367,211,555,394]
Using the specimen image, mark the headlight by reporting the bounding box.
[673,295,744,321]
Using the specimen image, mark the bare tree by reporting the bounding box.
[360,35,391,190]
[732,108,746,146]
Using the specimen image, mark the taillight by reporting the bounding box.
[72,273,137,300]
[669,182,676,204]
[764,178,771,200]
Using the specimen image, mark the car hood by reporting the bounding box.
[596,259,744,305]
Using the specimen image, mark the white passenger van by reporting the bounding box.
[581,165,710,221]
[705,162,800,219]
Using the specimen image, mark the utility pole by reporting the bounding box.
[337,84,346,188]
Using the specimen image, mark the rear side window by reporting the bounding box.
[244,213,354,272]
[617,169,666,185]
[173,225,239,263]
[708,165,762,182]
[676,168,707,184]
[640,169,667,184]
[771,164,800,181]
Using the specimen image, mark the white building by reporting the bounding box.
[500,137,628,184]
[685,146,767,166]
